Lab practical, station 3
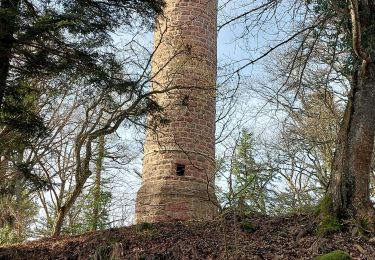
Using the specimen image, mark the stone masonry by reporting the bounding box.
[135,0,218,223]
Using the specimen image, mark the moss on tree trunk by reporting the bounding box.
[326,60,375,231]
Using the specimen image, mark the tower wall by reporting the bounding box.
[135,0,218,223]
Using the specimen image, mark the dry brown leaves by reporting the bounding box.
[0,214,374,259]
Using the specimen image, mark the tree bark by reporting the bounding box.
[327,0,375,229]
[51,135,95,236]
[92,135,105,231]
[328,60,375,227]
[51,176,88,236]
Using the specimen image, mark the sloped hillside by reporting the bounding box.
[0,214,374,259]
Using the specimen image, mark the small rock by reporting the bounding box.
[369,237,375,244]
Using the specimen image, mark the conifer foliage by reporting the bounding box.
[0,0,164,241]
[0,0,164,151]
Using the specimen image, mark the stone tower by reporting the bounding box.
[135,0,218,223]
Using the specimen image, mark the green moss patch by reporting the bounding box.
[241,220,256,233]
[315,249,351,260]
[317,215,341,236]
[137,222,154,231]
[316,196,341,236]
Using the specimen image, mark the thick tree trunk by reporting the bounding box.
[0,0,19,107]
[328,61,375,227]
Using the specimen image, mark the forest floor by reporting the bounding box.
[0,213,375,259]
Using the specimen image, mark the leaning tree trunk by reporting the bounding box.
[328,60,375,227]
[51,176,89,236]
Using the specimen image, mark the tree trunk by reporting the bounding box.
[92,135,105,231]
[51,176,89,236]
[51,135,96,236]
[0,0,19,107]
[328,61,375,227]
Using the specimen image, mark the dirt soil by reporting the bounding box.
[0,214,374,259]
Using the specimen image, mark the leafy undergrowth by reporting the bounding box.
[0,214,374,259]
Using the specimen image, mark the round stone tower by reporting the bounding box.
[135,0,218,223]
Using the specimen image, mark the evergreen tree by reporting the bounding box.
[0,0,164,238]
[230,129,271,214]
[0,0,164,173]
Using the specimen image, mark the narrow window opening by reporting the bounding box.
[181,95,189,106]
[176,164,185,176]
